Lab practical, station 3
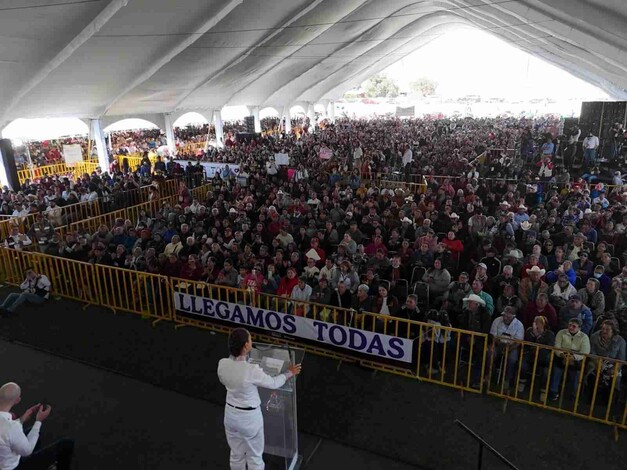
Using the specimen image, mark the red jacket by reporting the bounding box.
[522,302,557,331]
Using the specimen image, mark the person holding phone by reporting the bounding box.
[0,268,51,316]
[218,328,301,470]
[0,382,74,469]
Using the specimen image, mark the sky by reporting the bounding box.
[379,28,608,100]
[1,27,610,140]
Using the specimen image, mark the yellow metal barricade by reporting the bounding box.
[73,161,100,177]
[69,209,126,235]
[95,264,172,322]
[0,249,99,304]
[190,183,213,202]
[485,339,627,432]
[0,245,624,434]
[379,179,427,195]
[357,312,488,393]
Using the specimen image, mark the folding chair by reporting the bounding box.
[412,281,430,310]
[390,279,409,302]
[411,266,426,286]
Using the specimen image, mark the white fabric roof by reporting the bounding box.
[1,0,626,125]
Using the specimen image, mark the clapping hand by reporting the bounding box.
[19,404,41,424]
[36,404,52,422]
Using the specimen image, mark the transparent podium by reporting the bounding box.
[249,343,305,470]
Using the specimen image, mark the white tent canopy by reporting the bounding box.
[1,0,626,127]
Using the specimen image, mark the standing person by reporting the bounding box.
[0,382,74,469]
[0,268,51,316]
[582,131,599,167]
[218,329,302,470]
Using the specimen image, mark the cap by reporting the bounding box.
[358,284,370,293]
[568,317,583,326]
[477,263,488,270]
[569,294,582,302]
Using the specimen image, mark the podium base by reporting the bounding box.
[264,453,302,470]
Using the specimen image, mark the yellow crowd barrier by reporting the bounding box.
[66,182,211,235]
[17,160,102,184]
[378,179,428,195]
[177,142,206,155]
[484,338,626,435]
[0,246,624,435]
[0,249,172,322]
[115,154,159,170]
[0,200,101,241]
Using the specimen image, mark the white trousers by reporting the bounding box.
[224,405,265,470]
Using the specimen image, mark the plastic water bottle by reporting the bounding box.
[265,391,283,413]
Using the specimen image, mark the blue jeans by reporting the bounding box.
[584,148,596,166]
[489,344,520,386]
[0,292,46,312]
[549,360,582,396]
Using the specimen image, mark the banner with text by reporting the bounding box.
[63,144,83,165]
[174,292,413,363]
[173,160,239,178]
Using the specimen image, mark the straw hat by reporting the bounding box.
[526,266,546,276]
[463,294,486,306]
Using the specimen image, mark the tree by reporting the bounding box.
[363,74,399,98]
[410,77,438,97]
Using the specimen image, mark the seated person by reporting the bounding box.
[0,382,74,470]
[495,284,523,317]
[422,259,451,304]
[443,272,471,320]
[517,315,556,393]
[3,226,32,250]
[572,251,593,281]
[545,260,576,286]
[577,278,605,321]
[0,268,50,316]
[395,294,426,339]
[523,293,557,330]
[548,274,577,310]
[557,294,593,335]
[549,318,591,401]
[584,320,626,403]
[489,306,525,390]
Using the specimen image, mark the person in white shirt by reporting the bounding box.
[582,132,600,166]
[218,329,301,470]
[0,382,74,470]
[4,227,32,250]
[489,306,524,390]
[0,268,50,316]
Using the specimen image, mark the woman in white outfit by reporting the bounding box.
[218,328,302,470]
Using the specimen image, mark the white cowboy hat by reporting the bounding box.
[518,205,528,211]
[520,221,532,231]
[463,294,486,306]
[401,217,412,223]
[305,248,321,261]
[499,201,510,207]
[526,266,546,276]
[450,213,459,219]
[506,249,524,259]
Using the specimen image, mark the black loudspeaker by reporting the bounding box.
[244,115,255,133]
[235,132,260,143]
[0,139,19,191]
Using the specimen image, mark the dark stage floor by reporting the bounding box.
[0,288,625,469]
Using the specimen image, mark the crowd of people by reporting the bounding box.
[13,137,92,169]
[2,116,627,401]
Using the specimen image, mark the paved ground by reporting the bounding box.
[0,288,625,469]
